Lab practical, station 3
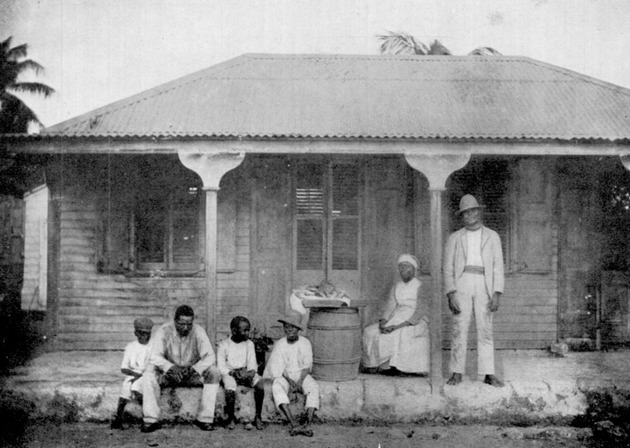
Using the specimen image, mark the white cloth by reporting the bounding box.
[465,229,483,266]
[289,286,351,330]
[120,340,152,399]
[362,278,429,373]
[217,337,261,390]
[449,273,495,375]
[263,336,320,409]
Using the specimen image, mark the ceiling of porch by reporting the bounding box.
[39,53,630,142]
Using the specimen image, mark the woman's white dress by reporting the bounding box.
[362,277,429,373]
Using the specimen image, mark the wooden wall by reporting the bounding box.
[48,155,252,350]
[45,153,565,351]
[438,157,559,350]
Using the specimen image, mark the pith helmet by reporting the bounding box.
[457,194,484,215]
[278,311,304,331]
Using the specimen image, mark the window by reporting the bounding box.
[132,159,203,273]
[294,160,361,285]
[447,157,513,264]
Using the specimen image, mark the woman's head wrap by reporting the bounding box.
[397,254,419,270]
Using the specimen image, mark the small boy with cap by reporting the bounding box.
[111,317,154,429]
[263,311,319,437]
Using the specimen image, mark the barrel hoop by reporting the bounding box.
[307,325,361,330]
[312,357,362,364]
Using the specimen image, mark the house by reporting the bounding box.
[5,54,630,391]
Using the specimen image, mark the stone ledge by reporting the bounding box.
[4,375,596,424]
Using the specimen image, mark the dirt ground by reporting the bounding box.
[9,422,591,448]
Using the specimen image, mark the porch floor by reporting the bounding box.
[2,349,630,423]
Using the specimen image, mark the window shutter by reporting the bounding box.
[516,158,552,273]
[97,199,131,273]
[331,164,360,270]
[295,164,325,270]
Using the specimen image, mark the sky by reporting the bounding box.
[3,0,630,129]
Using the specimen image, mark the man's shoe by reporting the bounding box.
[193,420,216,431]
[110,418,124,430]
[446,373,462,386]
[140,422,162,433]
[290,425,314,437]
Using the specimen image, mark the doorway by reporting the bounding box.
[292,159,362,299]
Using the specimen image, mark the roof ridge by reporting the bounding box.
[519,56,630,97]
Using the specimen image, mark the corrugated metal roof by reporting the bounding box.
[41,53,630,141]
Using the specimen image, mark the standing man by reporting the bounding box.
[444,194,504,387]
[141,305,221,433]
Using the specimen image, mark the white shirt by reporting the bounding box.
[466,228,483,266]
[217,337,257,376]
[121,340,152,375]
[263,336,313,380]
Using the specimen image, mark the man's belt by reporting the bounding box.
[463,265,485,275]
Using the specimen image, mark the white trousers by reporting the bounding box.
[120,374,145,399]
[271,374,320,409]
[142,366,220,424]
[449,273,495,376]
[221,373,262,391]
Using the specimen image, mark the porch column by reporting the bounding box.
[404,152,470,394]
[178,150,245,343]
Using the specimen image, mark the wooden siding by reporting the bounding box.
[439,157,559,350]
[49,154,561,351]
[52,155,252,350]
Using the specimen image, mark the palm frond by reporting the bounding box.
[427,39,452,55]
[9,82,55,98]
[6,43,28,62]
[377,31,428,55]
[469,47,502,56]
[15,59,45,75]
[0,37,13,55]
[0,92,41,133]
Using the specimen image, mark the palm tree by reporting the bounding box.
[0,36,54,134]
[377,31,500,56]
[0,37,53,196]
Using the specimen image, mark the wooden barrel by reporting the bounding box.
[307,307,362,381]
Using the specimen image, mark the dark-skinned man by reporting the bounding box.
[443,194,505,388]
[263,311,319,437]
[141,305,221,433]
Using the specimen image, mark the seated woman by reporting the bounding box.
[361,254,429,375]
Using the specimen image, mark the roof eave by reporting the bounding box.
[4,134,630,157]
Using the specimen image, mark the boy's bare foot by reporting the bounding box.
[483,375,504,387]
[446,373,462,385]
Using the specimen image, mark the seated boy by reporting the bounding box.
[111,317,154,429]
[263,312,319,437]
[217,316,265,430]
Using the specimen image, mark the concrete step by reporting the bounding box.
[4,349,630,423]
